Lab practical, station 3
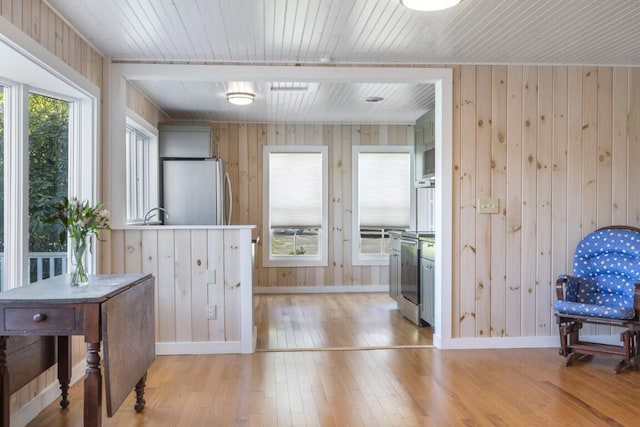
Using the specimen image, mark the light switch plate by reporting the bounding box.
[206,269,216,284]
[477,198,499,214]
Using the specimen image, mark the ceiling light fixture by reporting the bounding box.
[400,0,461,11]
[226,92,255,106]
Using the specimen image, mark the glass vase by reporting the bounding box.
[70,235,90,286]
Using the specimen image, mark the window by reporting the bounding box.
[352,146,414,265]
[125,113,158,223]
[28,93,70,283]
[263,146,328,267]
[0,37,98,289]
[0,85,4,282]
[125,125,148,221]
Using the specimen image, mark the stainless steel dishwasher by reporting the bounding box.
[398,232,423,326]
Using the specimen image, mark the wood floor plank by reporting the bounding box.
[26,348,640,426]
[255,293,433,350]
[25,293,640,426]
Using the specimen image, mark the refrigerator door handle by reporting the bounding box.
[225,172,233,225]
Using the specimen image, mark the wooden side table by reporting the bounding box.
[0,274,155,426]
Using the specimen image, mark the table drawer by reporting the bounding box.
[4,307,77,332]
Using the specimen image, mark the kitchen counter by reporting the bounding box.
[107,227,255,354]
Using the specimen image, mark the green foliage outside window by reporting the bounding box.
[0,91,70,254]
[28,93,70,253]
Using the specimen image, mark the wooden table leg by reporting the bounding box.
[84,342,102,427]
[134,372,147,412]
[57,336,71,408]
[0,337,9,427]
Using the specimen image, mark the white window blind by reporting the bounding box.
[358,152,411,228]
[270,152,323,228]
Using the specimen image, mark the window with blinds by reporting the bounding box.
[353,146,414,265]
[263,146,328,267]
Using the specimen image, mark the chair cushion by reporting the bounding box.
[554,300,635,320]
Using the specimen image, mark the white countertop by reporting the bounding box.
[113,224,256,230]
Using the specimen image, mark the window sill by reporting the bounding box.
[263,257,328,268]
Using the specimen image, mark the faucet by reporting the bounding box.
[143,207,169,224]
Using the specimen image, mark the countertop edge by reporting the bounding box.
[113,224,257,230]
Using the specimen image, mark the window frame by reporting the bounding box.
[351,145,416,266]
[125,110,159,224]
[262,145,328,268]
[0,33,99,289]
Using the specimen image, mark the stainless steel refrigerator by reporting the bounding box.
[161,158,231,225]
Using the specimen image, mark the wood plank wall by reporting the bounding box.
[0,0,103,87]
[215,123,413,290]
[108,229,244,344]
[0,0,105,416]
[451,65,640,338]
[127,82,169,127]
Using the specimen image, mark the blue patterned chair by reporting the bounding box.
[555,226,640,373]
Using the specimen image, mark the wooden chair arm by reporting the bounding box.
[556,275,572,301]
[634,283,640,321]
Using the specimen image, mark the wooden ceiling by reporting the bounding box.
[46,0,640,123]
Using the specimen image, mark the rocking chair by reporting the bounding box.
[555,226,640,374]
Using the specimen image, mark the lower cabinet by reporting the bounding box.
[420,257,435,326]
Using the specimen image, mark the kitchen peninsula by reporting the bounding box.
[107,225,255,354]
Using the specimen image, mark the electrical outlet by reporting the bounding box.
[477,198,499,214]
[206,304,217,319]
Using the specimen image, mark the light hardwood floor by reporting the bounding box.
[255,293,433,350]
[27,294,640,426]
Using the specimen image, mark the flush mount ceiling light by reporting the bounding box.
[226,92,255,106]
[400,0,461,11]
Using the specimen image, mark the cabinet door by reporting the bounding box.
[420,259,435,326]
[159,124,213,158]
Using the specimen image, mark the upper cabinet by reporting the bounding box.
[414,110,435,184]
[159,123,217,158]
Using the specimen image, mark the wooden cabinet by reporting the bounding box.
[159,123,216,158]
[414,110,435,182]
[389,232,402,302]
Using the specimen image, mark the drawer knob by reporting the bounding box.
[32,313,46,322]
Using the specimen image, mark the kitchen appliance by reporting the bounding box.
[161,158,232,225]
[398,232,424,326]
[396,231,435,327]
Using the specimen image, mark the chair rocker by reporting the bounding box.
[555,226,640,374]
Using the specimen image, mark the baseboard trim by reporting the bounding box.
[11,361,86,426]
[156,341,243,355]
[254,285,388,294]
[442,333,626,350]
[440,335,559,350]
